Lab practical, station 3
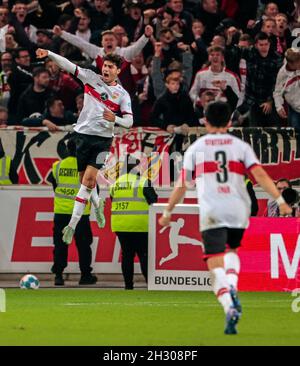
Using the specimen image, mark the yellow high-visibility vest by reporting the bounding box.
[110,173,149,232]
[0,156,12,185]
[52,157,90,215]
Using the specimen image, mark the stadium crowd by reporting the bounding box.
[0,0,300,133]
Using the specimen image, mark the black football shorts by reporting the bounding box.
[201,227,245,260]
[74,132,112,172]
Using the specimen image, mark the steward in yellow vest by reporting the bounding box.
[0,155,18,185]
[244,176,258,216]
[110,164,158,290]
[50,137,97,286]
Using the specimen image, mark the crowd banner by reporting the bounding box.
[0,127,299,185]
[149,204,300,292]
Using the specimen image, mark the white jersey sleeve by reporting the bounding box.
[243,143,260,170]
[74,66,99,85]
[119,91,132,115]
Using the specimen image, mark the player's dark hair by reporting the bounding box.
[205,101,231,127]
[103,54,123,69]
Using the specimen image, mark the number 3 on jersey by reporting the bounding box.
[215,151,228,183]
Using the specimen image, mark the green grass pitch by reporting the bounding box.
[0,289,299,346]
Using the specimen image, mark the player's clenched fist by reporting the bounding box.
[36,48,49,58]
[103,109,115,123]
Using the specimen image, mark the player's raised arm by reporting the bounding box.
[36,48,77,75]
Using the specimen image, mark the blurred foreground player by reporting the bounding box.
[159,101,292,334]
[36,48,133,244]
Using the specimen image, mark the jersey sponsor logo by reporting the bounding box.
[84,84,120,112]
[100,92,109,101]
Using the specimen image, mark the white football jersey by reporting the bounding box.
[183,133,260,231]
[73,66,132,138]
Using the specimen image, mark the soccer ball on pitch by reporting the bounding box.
[19,274,40,290]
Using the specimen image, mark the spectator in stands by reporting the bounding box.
[0,51,12,107]
[73,7,92,44]
[193,0,226,45]
[189,46,241,115]
[247,2,279,35]
[210,34,226,48]
[261,17,277,39]
[0,106,8,126]
[274,48,300,131]
[151,74,197,136]
[132,56,156,126]
[36,29,55,51]
[7,47,33,123]
[290,0,300,29]
[275,13,293,54]
[266,178,292,217]
[5,32,19,51]
[163,0,193,42]
[22,96,77,131]
[243,32,283,127]
[112,25,129,47]
[52,23,153,92]
[90,0,114,35]
[190,19,208,73]
[158,28,182,68]
[17,67,52,121]
[196,90,216,124]
[0,5,8,29]
[11,1,37,43]
[52,13,153,63]
[260,0,295,15]
[45,56,81,112]
[121,2,144,43]
[151,41,193,99]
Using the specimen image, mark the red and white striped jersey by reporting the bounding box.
[182,133,260,231]
[74,66,132,138]
[189,67,241,105]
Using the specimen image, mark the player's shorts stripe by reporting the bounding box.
[74,66,79,78]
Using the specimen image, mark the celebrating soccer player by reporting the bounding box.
[36,48,133,244]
